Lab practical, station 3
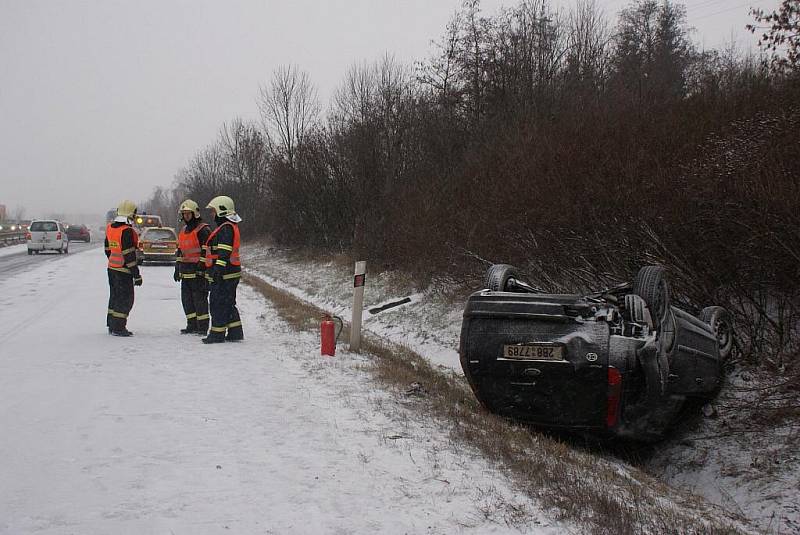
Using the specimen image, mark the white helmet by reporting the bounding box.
[206,195,242,222]
[178,199,200,218]
[117,199,137,219]
[206,195,235,217]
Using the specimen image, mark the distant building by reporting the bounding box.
[0,204,6,221]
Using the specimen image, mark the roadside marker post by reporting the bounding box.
[350,260,366,352]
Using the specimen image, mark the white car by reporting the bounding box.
[27,220,69,255]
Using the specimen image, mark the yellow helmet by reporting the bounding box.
[206,195,236,217]
[117,200,137,219]
[178,199,200,218]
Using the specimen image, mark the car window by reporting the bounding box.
[143,229,176,241]
[30,221,58,232]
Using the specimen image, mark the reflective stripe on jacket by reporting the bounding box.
[178,223,209,264]
[204,222,241,270]
[106,223,139,273]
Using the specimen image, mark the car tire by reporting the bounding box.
[624,294,648,324]
[633,265,670,329]
[484,264,521,292]
[700,306,734,361]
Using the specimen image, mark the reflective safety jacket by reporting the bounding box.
[176,219,211,278]
[204,221,241,281]
[105,222,141,280]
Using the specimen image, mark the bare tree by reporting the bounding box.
[417,12,463,107]
[332,61,377,128]
[749,0,800,71]
[258,65,320,167]
[612,0,694,102]
[566,0,612,90]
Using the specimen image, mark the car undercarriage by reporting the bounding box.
[459,265,733,441]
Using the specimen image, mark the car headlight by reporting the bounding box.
[10,225,16,231]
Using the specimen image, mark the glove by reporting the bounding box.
[173,268,180,282]
[134,276,143,287]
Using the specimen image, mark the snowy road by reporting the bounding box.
[0,242,98,279]
[0,247,559,534]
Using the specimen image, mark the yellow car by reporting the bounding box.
[136,226,177,264]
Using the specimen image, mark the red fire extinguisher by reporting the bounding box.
[321,314,343,356]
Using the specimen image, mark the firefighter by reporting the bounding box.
[202,195,243,344]
[173,199,212,334]
[105,199,142,336]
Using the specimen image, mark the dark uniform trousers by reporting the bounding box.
[181,276,210,332]
[209,277,242,339]
[107,269,135,332]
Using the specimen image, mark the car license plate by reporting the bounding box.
[151,244,169,249]
[503,344,563,360]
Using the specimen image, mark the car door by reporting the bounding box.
[29,222,43,244]
[31,221,55,245]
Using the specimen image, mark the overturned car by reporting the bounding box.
[459,265,733,441]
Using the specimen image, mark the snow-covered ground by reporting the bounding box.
[0,246,564,534]
[242,244,800,534]
[647,371,800,534]
[0,243,26,258]
[243,249,464,374]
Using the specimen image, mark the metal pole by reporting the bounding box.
[350,260,366,351]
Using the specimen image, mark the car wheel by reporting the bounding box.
[700,306,734,361]
[633,265,670,328]
[623,294,648,324]
[484,264,521,292]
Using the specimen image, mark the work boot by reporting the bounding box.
[202,334,225,344]
[196,320,209,335]
[111,329,134,337]
[181,319,198,334]
[225,324,244,342]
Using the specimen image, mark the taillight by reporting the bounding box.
[56,232,62,240]
[607,367,622,428]
[25,232,31,240]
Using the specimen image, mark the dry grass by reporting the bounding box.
[243,273,752,535]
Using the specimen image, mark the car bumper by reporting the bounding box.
[28,242,65,251]
[139,252,176,263]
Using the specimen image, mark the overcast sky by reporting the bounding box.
[0,0,775,219]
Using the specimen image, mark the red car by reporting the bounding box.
[66,224,91,242]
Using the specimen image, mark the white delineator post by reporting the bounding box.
[350,260,366,352]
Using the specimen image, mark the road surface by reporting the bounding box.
[0,241,98,279]
[0,246,559,534]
